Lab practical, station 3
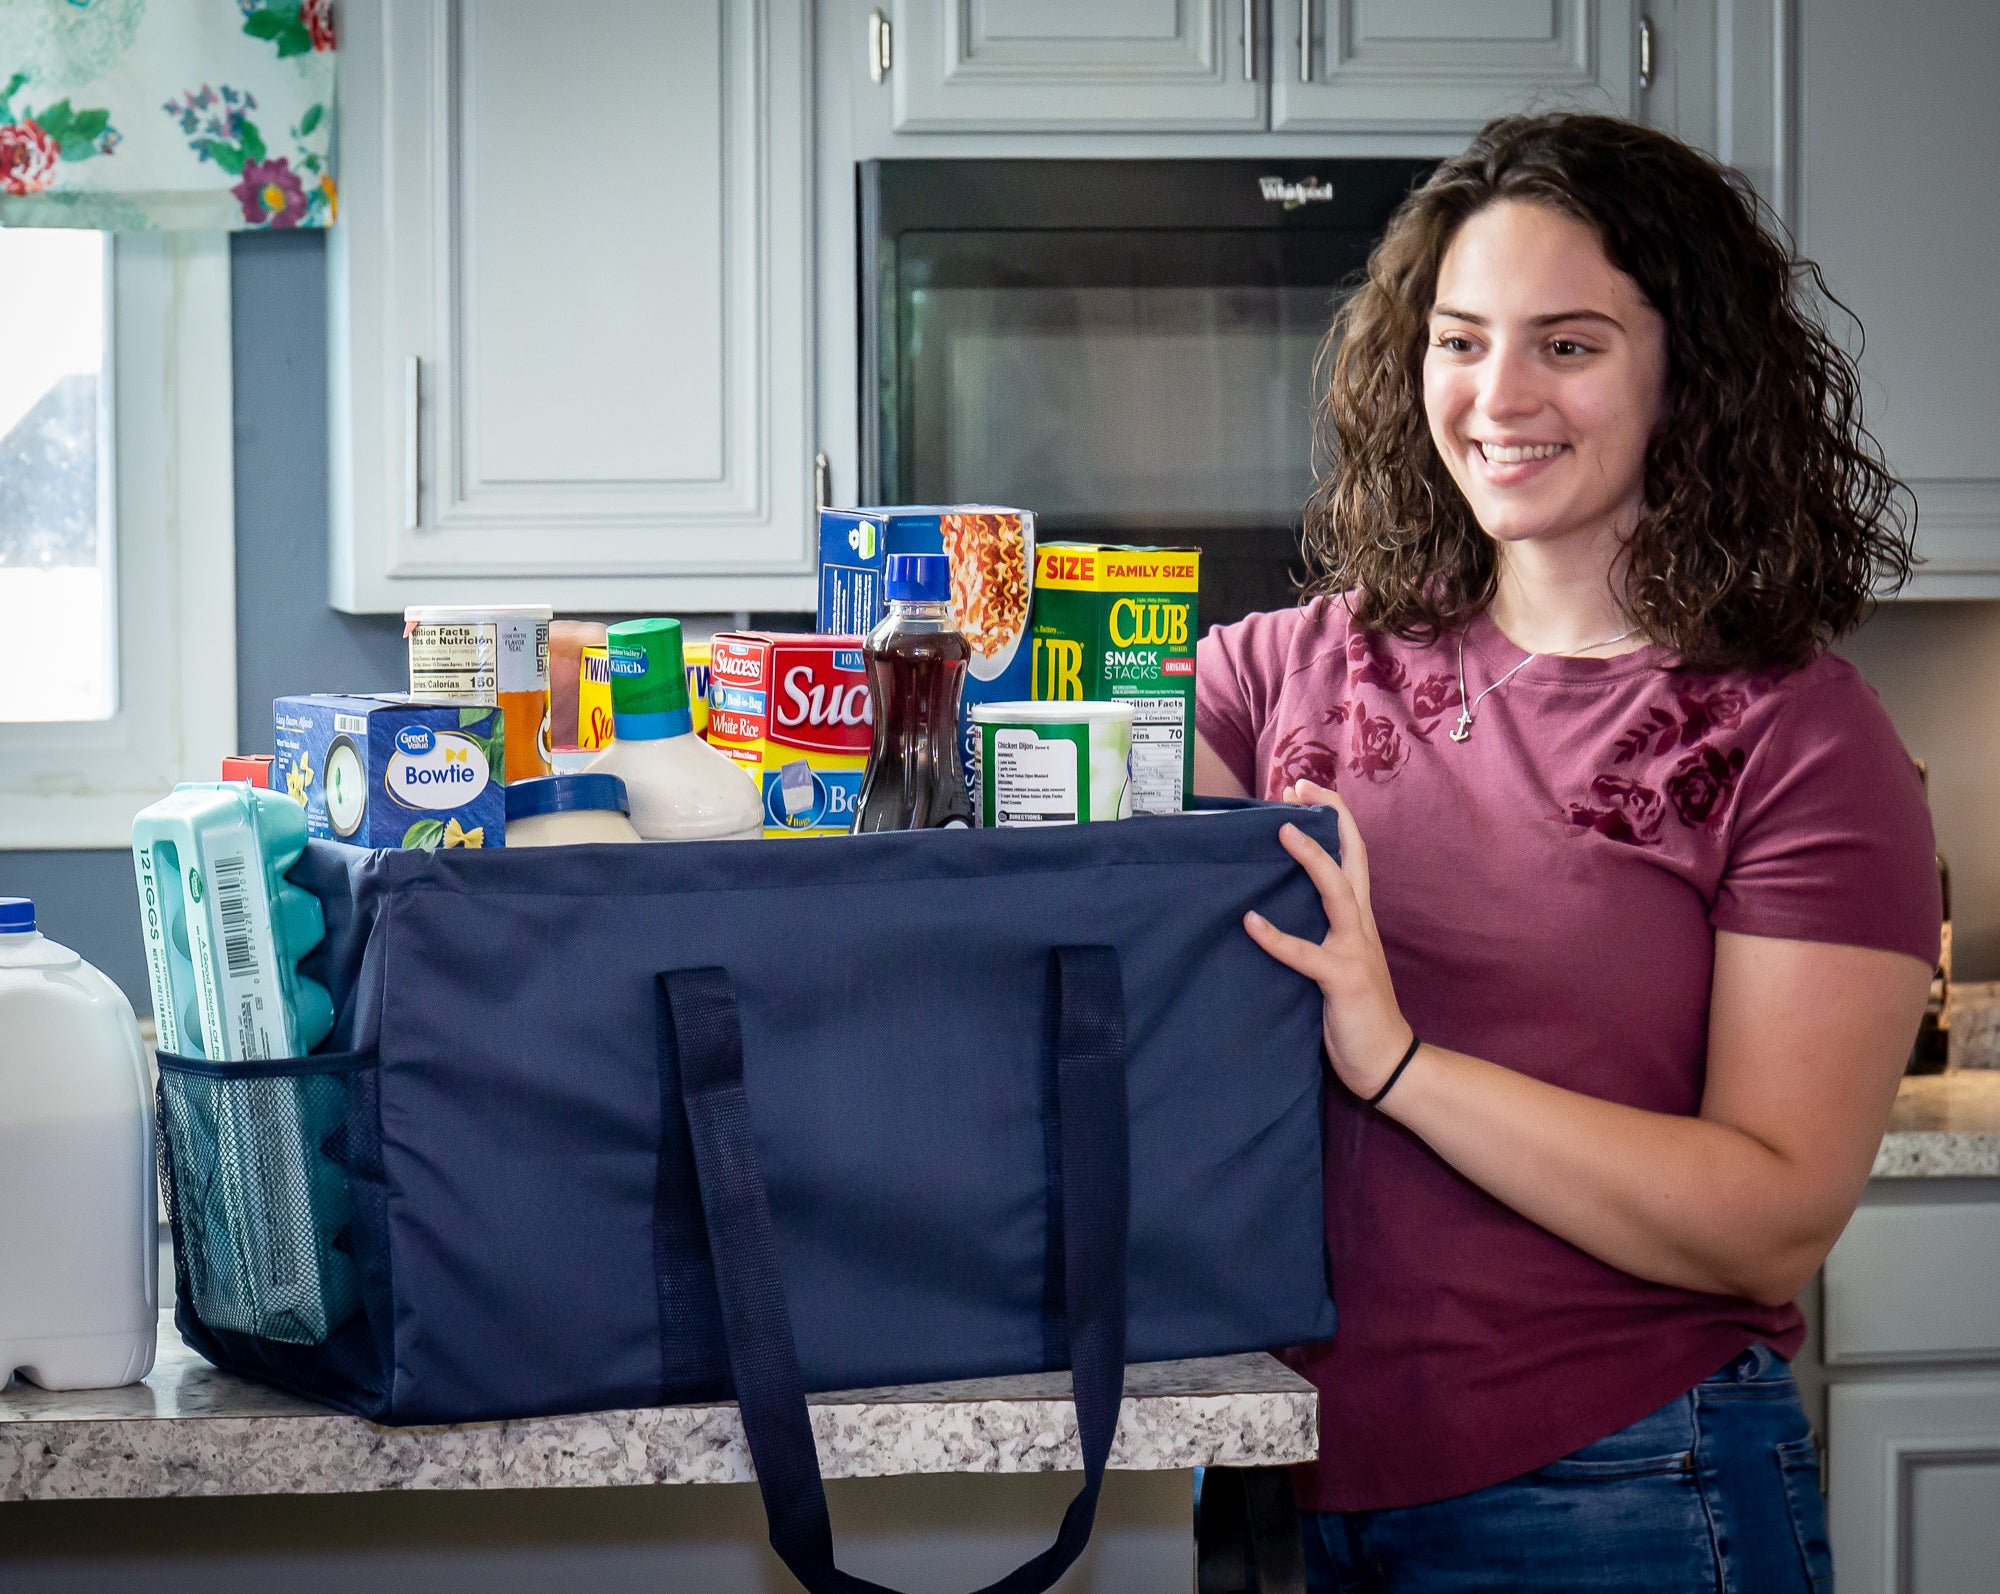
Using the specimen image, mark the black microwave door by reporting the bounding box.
[861,161,1434,627]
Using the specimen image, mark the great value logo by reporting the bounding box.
[386,730,490,809]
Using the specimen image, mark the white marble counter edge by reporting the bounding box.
[0,1337,1318,1503]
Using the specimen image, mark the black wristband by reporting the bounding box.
[1365,1033,1422,1107]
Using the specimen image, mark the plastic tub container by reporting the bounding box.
[505,773,642,847]
[970,701,1135,827]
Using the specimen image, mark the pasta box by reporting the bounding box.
[816,506,1036,807]
[272,695,506,849]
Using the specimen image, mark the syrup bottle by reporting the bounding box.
[854,554,973,832]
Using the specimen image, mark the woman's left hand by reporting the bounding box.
[1244,780,1415,1100]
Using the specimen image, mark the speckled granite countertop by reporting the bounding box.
[0,1313,1316,1503]
[1872,1071,2000,1178]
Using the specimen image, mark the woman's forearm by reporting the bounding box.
[1378,1045,1841,1306]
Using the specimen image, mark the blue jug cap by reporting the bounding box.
[505,773,630,822]
[885,553,951,604]
[0,897,34,933]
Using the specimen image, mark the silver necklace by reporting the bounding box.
[1449,626,1639,744]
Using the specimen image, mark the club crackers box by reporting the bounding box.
[706,633,872,836]
[272,695,506,849]
[1031,543,1199,814]
[817,505,1035,807]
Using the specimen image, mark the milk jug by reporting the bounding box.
[0,897,158,1390]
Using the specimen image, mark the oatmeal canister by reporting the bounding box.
[403,605,553,782]
[971,701,1134,828]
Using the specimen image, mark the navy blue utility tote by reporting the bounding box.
[156,803,1339,1594]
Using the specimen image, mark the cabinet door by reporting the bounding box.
[331,0,815,613]
[1830,1378,2000,1594]
[1797,0,2000,597]
[887,0,1265,131]
[1272,0,1635,131]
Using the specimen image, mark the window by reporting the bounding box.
[0,232,236,849]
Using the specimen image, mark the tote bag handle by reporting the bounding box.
[655,947,1131,1594]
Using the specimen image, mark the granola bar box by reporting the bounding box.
[1030,544,1199,815]
[816,506,1036,808]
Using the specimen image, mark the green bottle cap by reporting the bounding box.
[605,618,692,740]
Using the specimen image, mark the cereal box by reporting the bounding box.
[272,695,506,849]
[1031,544,1199,814]
[817,506,1034,806]
[706,633,871,836]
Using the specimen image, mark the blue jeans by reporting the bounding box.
[1302,1345,1832,1592]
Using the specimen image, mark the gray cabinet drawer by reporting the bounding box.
[1825,1196,2000,1364]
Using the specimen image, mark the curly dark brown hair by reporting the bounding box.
[1302,112,1913,672]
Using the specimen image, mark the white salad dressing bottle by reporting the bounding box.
[0,897,158,1390]
[584,618,764,841]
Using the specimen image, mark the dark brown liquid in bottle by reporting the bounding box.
[854,612,973,831]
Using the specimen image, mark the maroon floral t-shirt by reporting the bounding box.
[1196,597,1941,1512]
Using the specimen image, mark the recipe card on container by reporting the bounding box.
[706,634,871,836]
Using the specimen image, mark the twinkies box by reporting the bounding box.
[272,695,506,849]
[1031,544,1199,814]
[818,506,1034,807]
[706,634,871,836]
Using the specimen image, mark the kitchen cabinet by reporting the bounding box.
[1817,1165,2000,1593]
[1273,0,1634,132]
[1829,1378,2000,1594]
[873,1,1637,135]
[329,0,816,614]
[886,0,1265,130]
[1791,0,2000,598]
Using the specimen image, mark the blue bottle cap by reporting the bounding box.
[885,553,951,604]
[0,897,34,933]
[505,773,631,823]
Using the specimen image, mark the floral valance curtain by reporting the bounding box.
[0,0,333,230]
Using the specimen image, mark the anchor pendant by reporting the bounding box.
[1449,709,1474,743]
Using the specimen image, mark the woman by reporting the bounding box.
[1194,114,1940,1591]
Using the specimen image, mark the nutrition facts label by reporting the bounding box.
[408,623,498,700]
[991,729,1080,825]
[1121,694,1186,814]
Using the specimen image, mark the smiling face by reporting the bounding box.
[1422,199,1668,563]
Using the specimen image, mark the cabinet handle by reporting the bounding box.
[868,9,891,84]
[403,355,420,532]
[1299,0,1312,83]
[1242,0,1256,81]
[1638,16,1655,91]
[814,451,832,513]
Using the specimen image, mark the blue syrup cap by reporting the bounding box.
[885,553,951,605]
[0,897,35,933]
[505,773,631,822]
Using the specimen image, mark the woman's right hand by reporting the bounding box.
[1244,780,1417,1101]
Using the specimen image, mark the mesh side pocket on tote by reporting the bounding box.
[156,1052,368,1347]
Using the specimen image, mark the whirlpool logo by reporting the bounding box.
[1259,176,1333,210]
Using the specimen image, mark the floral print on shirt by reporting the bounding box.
[1261,621,1768,850]
[1561,672,1773,846]
[1261,632,1464,797]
